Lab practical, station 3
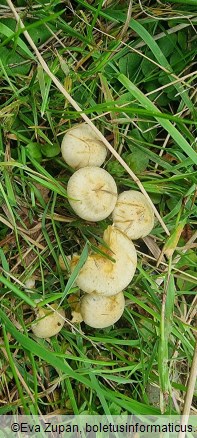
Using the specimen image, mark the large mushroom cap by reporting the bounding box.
[61,123,107,169]
[112,190,154,239]
[71,225,137,296]
[80,291,125,328]
[67,167,118,221]
[31,304,65,338]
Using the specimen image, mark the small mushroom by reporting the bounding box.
[112,190,154,239]
[80,291,125,328]
[67,167,118,221]
[71,310,83,324]
[71,225,137,296]
[61,123,107,169]
[31,304,65,338]
[24,277,35,289]
[58,254,71,271]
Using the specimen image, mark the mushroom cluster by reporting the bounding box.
[61,123,155,329]
[31,123,155,337]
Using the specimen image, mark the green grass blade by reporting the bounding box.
[0,307,94,388]
[118,74,197,164]
[2,325,29,414]
[0,23,35,59]
[0,275,36,308]
[59,243,89,305]
[90,374,111,415]
[158,274,175,412]
[109,12,194,112]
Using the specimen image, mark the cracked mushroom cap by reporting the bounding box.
[80,291,125,328]
[71,225,137,296]
[61,123,107,169]
[112,190,154,239]
[31,304,65,338]
[67,167,118,221]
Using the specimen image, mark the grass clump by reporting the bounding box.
[0,0,196,416]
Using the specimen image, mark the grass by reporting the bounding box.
[0,0,197,416]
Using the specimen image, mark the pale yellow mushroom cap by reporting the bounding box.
[58,254,71,271]
[71,310,83,323]
[71,225,137,296]
[80,291,125,328]
[24,278,35,289]
[31,304,65,338]
[67,167,118,221]
[61,123,107,169]
[112,190,154,239]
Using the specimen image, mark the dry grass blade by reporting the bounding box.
[118,0,133,39]
[1,344,40,409]
[0,215,45,250]
[178,340,197,438]
[6,0,170,236]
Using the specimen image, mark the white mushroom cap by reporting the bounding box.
[61,123,107,169]
[31,304,65,338]
[112,190,154,239]
[71,225,137,296]
[80,291,125,328]
[67,167,118,221]
[24,277,35,289]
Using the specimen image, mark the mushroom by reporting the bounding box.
[67,167,118,221]
[58,254,71,271]
[80,291,125,328]
[71,225,137,296]
[31,303,65,338]
[61,123,107,169]
[112,190,154,240]
[24,277,35,289]
[71,310,83,324]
